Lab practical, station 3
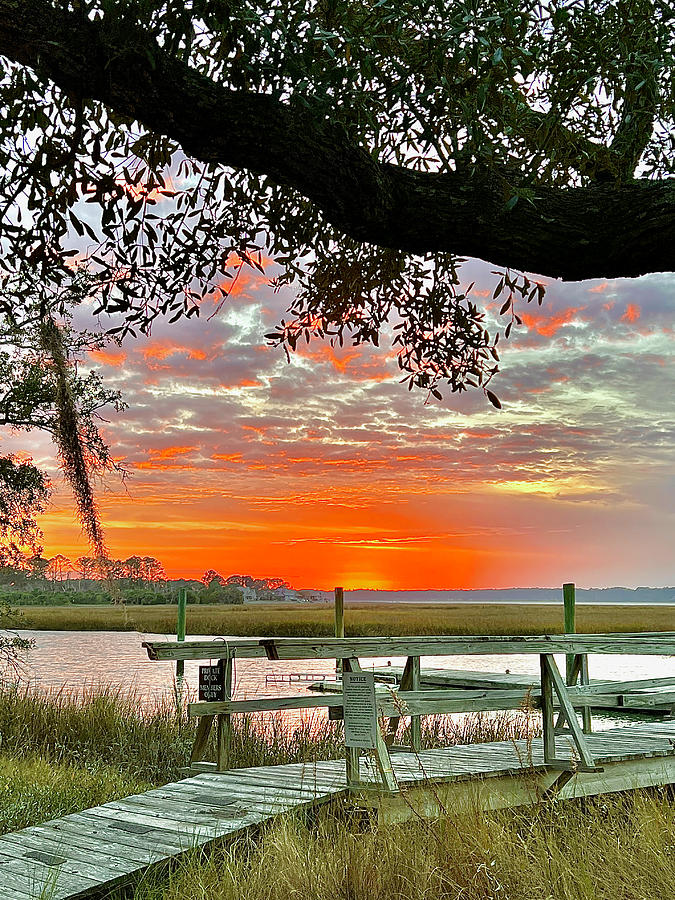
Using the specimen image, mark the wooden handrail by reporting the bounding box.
[144,632,675,662]
[145,633,675,782]
[186,681,675,719]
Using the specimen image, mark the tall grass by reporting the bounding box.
[127,791,675,900]
[0,755,151,833]
[419,706,540,748]
[0,685,193,784]
[9,601,675,636]
[0,685,353,783]
[0,685,537,785]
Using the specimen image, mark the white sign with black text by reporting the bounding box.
[343,671,379,749]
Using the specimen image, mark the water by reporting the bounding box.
[8,630,675,718]
[315,589,675,604]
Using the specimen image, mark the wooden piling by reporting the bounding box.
[176,587,187,679]
[563,581,591,732]
[563,582,575,683]
[334,586,344,674]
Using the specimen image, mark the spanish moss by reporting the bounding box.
[39,317,106,558]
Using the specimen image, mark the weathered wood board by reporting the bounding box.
[0,765,349,900]
[368,667,675,715]
[143,633,675,662]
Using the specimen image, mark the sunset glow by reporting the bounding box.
[9,260,674,590]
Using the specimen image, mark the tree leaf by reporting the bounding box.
[486,389,502,409]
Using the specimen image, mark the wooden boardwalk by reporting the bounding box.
[3,720,675,900]
[371,665,540,691]
[369,666,675,715]
[0,762,348,900]
[7,631,675,898]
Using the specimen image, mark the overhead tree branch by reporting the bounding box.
[609,1,660,178]
[487,86,623,182]
[1,0,674,281]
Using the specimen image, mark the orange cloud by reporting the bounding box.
[208,255,272,304]
[544,368,570,384]
[589,282,609,294]
[143,342,208,362]
[621,304,641,324]
[521,306,585,337]
[298,345,393,381]
[149,446,197,461]
[135,461,200,471]
[136,446,199,470]
[90,349,127,367]
[218,378,263,391]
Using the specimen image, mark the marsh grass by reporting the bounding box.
[125,791,675,900]
[0,685,352,782]
[0,754,151,834]
[9,602,675,636]
[0,685,193,783]
[417,706,540,748]
[0,685,537,785]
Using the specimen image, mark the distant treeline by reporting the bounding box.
[0,582,244,607]
[0,557,304,607]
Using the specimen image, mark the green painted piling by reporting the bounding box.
[563,581,591,731]
[176,587,187,678]
[335,586,344,674]
[563,582,575,683]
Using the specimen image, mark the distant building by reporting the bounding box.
[272,587,300,601]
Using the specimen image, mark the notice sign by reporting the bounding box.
[343,672,378,749]
[199,664,224,702]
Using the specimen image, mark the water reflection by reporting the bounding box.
[5,629,675,733]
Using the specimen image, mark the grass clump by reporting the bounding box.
[0,685,194,784]
[0,755,151,834]
[0,685,350,783]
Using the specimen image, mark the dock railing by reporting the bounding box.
[143,633,675,791]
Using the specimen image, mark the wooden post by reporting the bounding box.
[577,653,592,734]
[373,720,398,792]
[388,655,422,751]
[563,582,575,683]
[563,582,591,733]
[334,586,344,674]
[176,587,187,679]
[540,653,555,763]
[386,655,420,749]
[410,656,422,751]
[216,656,233,770]
[190,715,214,765]
[542,654,596,770]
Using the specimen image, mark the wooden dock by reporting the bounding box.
[6,631,675,899]
[3,720,675,899]
[0,762,348,900]
[367,666,675,715]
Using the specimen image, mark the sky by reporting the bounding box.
[9,257,675,590]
